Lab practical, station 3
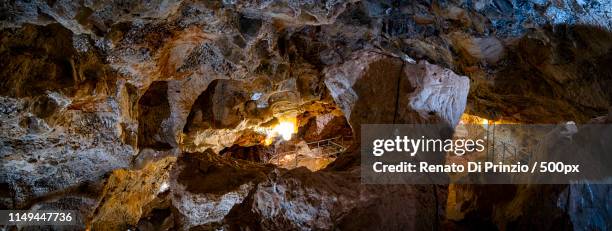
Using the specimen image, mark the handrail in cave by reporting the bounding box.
[267,136,350,168]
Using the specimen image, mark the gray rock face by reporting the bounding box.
[0,0,611,229]
[171,151,446,231]
[324,51,406,128]
[237,169,445,231]
[451,34,505,64]
[0,95,133,209]
[559,183,612,231]
[169,151,271,230]
[404,60,470,128]
[324,51,470,132]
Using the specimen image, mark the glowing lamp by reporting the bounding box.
[274,121,295,141]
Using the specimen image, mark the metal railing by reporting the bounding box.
[488,140,533,164]
[267,136,350,168]
[485,123,533,164]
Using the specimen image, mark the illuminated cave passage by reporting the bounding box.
[182,79,355,171]
[1,0,611,230]
[219,113,354,171]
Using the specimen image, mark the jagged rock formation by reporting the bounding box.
[91,157,176,230]
[324,51,470,131]
[1,0,611,230]
[172,151,445,230]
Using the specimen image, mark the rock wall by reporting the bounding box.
[1,0,611,230]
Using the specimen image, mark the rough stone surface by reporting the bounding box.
[170,150,272,230]
[324,51,470,132]
[1,0,611,229]
[172,150,446,231]
[91,157,176,230]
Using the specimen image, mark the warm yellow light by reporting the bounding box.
[260,117,297,145]
[273,121,295,141]
[263,137,273,146]
[482,119,489,126]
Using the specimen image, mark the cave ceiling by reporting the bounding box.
[0,0,611,230]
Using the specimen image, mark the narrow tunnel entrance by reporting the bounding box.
[182,79,355,171]
[218,109,354,171]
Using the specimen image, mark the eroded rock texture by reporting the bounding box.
[169,150,446,231]
[324,51,470,131]
[1,0,611,230]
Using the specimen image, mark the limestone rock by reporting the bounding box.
[91,157,176,230]
[170,150,271,230]
[404,60,471,128]
[170,151,446,230]
[451,33,505,64]
[1,0,611,230]
[324,51,470,132]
